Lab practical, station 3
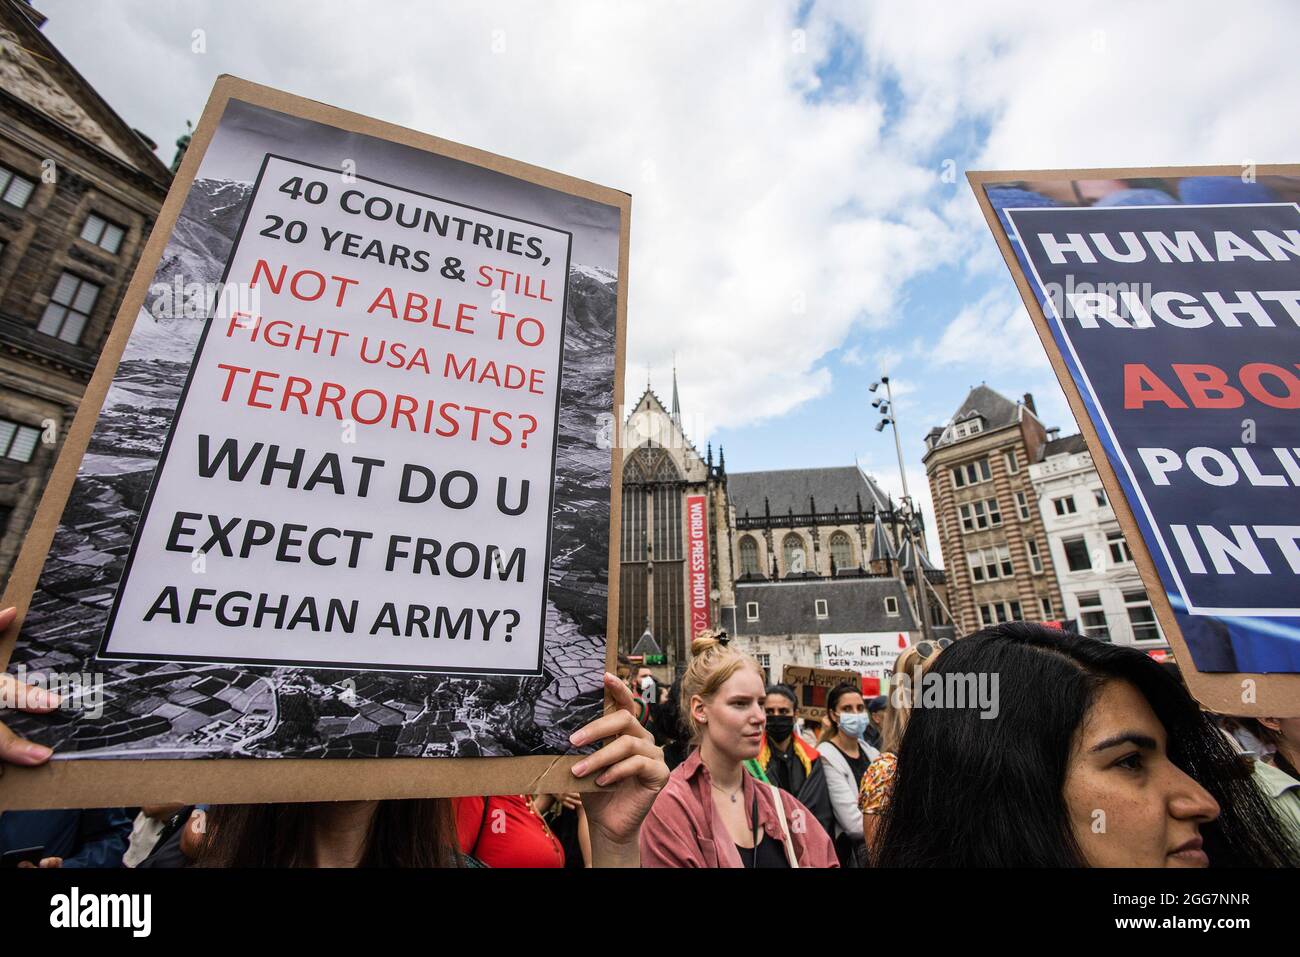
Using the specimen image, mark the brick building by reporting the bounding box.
[923,385,1063,634]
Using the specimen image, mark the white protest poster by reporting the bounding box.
[105,152,567,675]
[819,631,910,689]
[0,78,628,808]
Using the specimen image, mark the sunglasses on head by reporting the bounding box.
[914,638,952,660]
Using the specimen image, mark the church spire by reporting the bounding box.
[671,354,681,422]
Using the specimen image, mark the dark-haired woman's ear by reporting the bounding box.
[568,672,669,867]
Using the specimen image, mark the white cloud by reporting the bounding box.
[930,288,1050,372]
[38,0,1300,445]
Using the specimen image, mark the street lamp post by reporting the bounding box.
[871,375,933,642]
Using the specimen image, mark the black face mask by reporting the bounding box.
[765,715,795,742]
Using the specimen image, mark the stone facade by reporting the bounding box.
[620,377,949,680]
[1029,435,1167,649]
[0,1,171,588]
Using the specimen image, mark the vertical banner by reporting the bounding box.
[686,494,711,639]
[970,166,1300,716]
[0,76,630,809]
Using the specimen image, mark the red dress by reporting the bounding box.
[453,795,565,868]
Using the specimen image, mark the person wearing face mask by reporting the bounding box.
[639,633,837,868]
[745,684,834,840]
[816,683,876,866]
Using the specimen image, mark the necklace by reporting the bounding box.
[710,777,744,803]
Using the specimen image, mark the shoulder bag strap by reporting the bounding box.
[765,782,800,869]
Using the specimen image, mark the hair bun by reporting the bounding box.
[691,633,721,657]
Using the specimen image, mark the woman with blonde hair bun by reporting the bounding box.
[638,630,838,867]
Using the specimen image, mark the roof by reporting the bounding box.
[1041,433,1089,459]
[868,514,896,562]
[1,2,172,185]
[929,385,1023,451]
[732,577,917,636]
[728,466,890,518]
[896,538,937,572]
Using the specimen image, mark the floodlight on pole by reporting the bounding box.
[869,373,933,641]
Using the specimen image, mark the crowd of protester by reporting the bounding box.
[2,600,1298,868]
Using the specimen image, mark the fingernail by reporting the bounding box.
[23,743,52,762]
[571,760,589,776]
[595,773,608,787]
[569,730,587,746]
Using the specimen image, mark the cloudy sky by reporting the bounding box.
[40,0,1300,563]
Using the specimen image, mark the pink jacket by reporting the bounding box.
[639,749,839,868]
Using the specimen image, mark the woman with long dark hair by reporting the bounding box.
[189,672,665,868]
[873,623,1300,868]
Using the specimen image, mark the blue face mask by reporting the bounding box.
[837,712,870,739]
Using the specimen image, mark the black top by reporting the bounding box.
[736,835,790,869]
[764,740,805,794]
[828,741,871,789]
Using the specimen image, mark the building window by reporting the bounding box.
[618,563,647,649]
[966,544,1013,582]
[1124,589,1161,643]
[782,533,807,575]
[814,599,829,619]
[1015,490,1032,521]
[652,484,683,560]
[1062,536,1092,572]
[621,487,646,562]
[1053,495,1077,516]
[1039,595,1055,620]
[1107,529,1132,565]
[1004,450,1020,474]
[1026,538,1044,574]
[80,213,126,254]
[1095,488,1108,507]
[0,419,42,463]
[829,531,853,573]
[745,601,759,622]
[959,498,1002,532]
[653,556,684,648]
[884,596,899,616]
[0,164,36,209]
[979,600,1023,625]
[951,458,992,489]
[38,272,100,344]
[739,535,760,576]
[1077,592,1109,640]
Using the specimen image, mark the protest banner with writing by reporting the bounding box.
[819,632,910,696]
[781,665,863,719]
[0,77,630,809]
[970,166,1300,716]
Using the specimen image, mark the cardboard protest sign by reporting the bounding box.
[970,166,1300,716]
[819,632,911,696]
[781,665,861,719]
[0,76,630,809]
